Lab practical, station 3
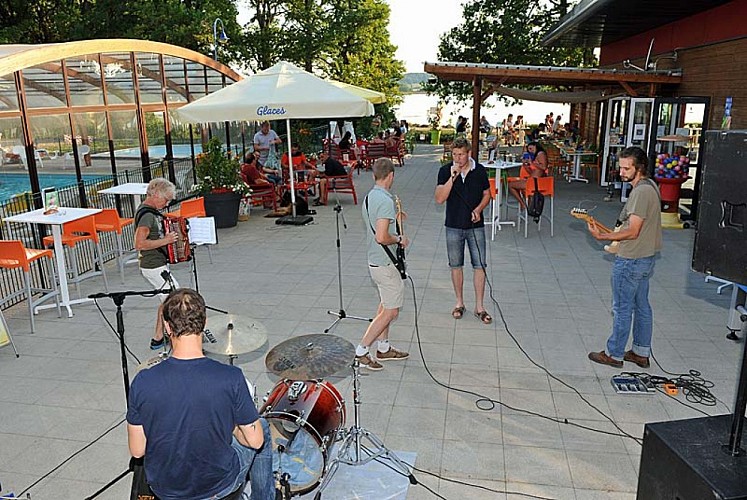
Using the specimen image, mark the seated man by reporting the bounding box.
[313,151,348,206]
[241,152,272,186]
[126,289,274,500]
[281,142,318,184]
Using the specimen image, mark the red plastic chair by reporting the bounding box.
[0,240,61,332]
[324,166,357,205]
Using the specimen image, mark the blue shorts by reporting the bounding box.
[445,227,487,269]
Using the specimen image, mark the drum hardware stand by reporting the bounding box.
[325,199,371,333]
[313,360,416,499]
[83,289,170,500]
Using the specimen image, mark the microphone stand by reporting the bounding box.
[84,288,171,499]
[325,197,371,333]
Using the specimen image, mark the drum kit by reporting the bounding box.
[138,318,411,499]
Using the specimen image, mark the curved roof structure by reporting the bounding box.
[0,39,241,79]
[0,39,244,199]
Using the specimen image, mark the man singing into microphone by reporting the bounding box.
[434,137,492,325]
[134,178,180,350]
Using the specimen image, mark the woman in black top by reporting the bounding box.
[339,131,352,150]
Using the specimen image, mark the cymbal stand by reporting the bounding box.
[325,200,371,332]
[189,242,227,315]
[313,359,415,499]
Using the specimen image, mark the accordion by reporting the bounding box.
[163,216,191,264]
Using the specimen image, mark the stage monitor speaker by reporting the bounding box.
[637,415,747,499]
[692,130,747,284]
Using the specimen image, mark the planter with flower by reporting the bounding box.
[192,138,251,228]
[428,103,443,145]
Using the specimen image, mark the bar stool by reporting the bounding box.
[94,208,134,283]
[42,215,109,296]
[167,197,213,263]
[0,240,61,333]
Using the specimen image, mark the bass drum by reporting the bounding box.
[260,379,345,495]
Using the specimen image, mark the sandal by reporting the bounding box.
[475,310,493,325]
[451,306,465,319]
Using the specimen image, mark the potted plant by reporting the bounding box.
[192,137,251,228]
[428,103,443,145]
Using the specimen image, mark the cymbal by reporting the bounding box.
[203,314,268,357]
[265,334,355,379]
[137,352,169,373]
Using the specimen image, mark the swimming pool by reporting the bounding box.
[0,173,101,203]
[91,144,203,159]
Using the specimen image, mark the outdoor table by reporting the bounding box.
[485,160,522,235]
[99,182,148,212]
[564,151,597,183]
[4,207,102,317]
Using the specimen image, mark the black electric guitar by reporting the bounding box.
[394,195,407,279]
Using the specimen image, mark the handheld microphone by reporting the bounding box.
[160,270,176,292]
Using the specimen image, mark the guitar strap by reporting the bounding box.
[617,177,662,226]
[363,194,402,270]
[135,205,169,259]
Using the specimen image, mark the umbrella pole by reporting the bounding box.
[286,118,296,217]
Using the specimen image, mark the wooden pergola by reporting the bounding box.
[423,61,682,158]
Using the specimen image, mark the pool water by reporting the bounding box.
[0,173,99,203]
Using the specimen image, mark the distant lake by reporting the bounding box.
[394,93,570,129]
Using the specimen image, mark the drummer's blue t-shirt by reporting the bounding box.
[126,356,259,500]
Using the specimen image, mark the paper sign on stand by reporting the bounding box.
[188,216,218,246]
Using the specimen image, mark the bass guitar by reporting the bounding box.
[394,195,407,279]
[570,208,619,254]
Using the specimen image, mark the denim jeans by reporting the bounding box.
[210,418,274,500]
[445,227,487,269]
[606,256,655,360]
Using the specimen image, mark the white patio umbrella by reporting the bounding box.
[174,61,375,218]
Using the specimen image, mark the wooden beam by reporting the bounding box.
[618,80,638,96]
[424,62,681,85]
[472,76,481,161]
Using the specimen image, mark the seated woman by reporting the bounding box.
[338,131,352,151]
[372,131,387,144]
[508,141,548,209]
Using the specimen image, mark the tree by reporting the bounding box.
[426,0,595,104]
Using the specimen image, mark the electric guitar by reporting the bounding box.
[394,195,407,279]
[570,208,619,254]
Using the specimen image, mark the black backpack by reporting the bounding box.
[526,178,544,223]
[280,190,310,215]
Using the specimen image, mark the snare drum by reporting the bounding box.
[260,379,345,495]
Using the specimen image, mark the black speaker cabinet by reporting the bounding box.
[692,130,747,284]
[637,415,747,499]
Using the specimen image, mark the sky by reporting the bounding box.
[386,0,464,73]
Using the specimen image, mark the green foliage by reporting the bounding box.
[425,0,596,104]
[193,138,250,195]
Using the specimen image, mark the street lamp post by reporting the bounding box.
[212,18,229,61]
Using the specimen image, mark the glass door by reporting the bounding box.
[648,96,710,221]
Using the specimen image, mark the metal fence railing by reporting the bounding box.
[1,158,196,310]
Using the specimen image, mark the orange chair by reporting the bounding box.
[518,176,555,238]
[167,197,206,219]
[42,215,109,296]
[0,240,61,333]
[487,177,498,241]
[166,197,213,263]
[385,138,405,166]
[94,209,134,283]
[249,184,278,211]
[324,165,358,205]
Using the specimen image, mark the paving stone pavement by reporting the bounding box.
[0,144,739,499]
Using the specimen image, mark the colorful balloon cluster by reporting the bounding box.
[655,153,690,179]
